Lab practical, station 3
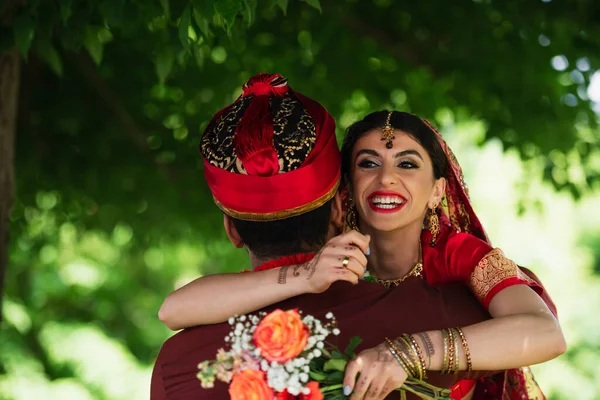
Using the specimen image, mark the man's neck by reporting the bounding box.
[249,253,277,269]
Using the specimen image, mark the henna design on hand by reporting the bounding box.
[277,249,323,284]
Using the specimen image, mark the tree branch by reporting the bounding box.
[0,50,20,322]
[69,52,176,180]
[339,9,440,76]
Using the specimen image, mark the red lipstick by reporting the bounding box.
[367,191,407,213]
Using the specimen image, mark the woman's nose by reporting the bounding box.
[379,164,398,187]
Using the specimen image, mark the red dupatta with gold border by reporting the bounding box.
[419,118,552,400]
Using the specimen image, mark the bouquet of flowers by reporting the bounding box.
[197,309,450,399]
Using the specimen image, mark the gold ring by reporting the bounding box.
[342,256,350,268]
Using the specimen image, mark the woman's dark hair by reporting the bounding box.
[341,111,449,181]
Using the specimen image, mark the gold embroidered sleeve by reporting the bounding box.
[468,248,536,304]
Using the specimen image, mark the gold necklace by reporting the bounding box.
[372,240,423,289]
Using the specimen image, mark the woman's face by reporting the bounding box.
[349,129,445,233]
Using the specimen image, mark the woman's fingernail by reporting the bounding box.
[366,246,371,256]
[343,385,352,396]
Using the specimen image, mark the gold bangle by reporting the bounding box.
[455,327,472,372]
[392,338,419,378]
[402,334,428,380]
[445,328,456,374]
[448,328,459,374]
[451,328,460,373]
[384,338,413,378]
[441,329,449,374]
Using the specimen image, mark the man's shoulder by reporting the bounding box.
[151,324,231,399]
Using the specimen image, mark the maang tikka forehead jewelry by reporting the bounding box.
[381,111,395,149]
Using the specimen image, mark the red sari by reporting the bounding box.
[415,119,557,400]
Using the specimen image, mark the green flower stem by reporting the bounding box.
[320,383,344,393]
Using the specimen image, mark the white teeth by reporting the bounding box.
[370,195,404,205]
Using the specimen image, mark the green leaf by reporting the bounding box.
[155,48,175,84]
[323,358,347,372]
[84,27,104,65]
[160,0,170,20]
[320,347,331,358]
[59,0,73,25]
[97,28,113,44]
[36,40,63,76]
[99,0,125,27]
[344,336,363,357]
[326,370,344,383]
[331,350,345,359]
[242,0,257,26]
[178,5,192,51]
[191,44,204,69]
[309,370,328,381]
[302,0,322,13]
[274,0,288,15]
[192,7,212,37]
[13,14,35,56]
[214,0,243,34]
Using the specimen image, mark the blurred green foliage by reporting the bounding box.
[1,0,600,398]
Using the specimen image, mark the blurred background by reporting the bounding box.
[1,0,599,399]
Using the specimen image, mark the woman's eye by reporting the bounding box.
[357,159,379,168]
[398,161,418,169]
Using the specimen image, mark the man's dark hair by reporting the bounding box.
[230,199,333,258]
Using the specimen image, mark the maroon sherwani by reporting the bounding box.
[151,277,493,400]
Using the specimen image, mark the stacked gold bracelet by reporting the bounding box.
[384,335,428,380]
[455,327,472,372]
[441,328,472,374]
[384,337,413,378]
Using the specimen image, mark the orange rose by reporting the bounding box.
[228,369,274,400]
[253,309,309,363]
[301,382,323,400]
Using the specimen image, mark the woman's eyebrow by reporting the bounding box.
[394,149,424,161]
[355,149,380,159]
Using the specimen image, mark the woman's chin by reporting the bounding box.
[363,220,405,233]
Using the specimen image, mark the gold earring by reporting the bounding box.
[344,196,359,232]
[428,206,439,247]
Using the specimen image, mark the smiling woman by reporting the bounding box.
[338,111,565,399]
[350,133,445,241]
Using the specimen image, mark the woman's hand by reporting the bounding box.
[303,231,371,294]
[343,342,408,400]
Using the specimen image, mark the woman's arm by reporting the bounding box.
[158,231,370,330]
[421,284,565,371]
[343,285,566,399]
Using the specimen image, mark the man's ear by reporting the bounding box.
[223,214,244,248]
[329,191,344,230]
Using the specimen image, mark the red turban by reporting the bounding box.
[200,73,340,221]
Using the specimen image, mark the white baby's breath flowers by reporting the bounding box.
[299,372,309,383]
[261,360,269,371]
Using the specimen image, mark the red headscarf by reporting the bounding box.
[421,118,490,245]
